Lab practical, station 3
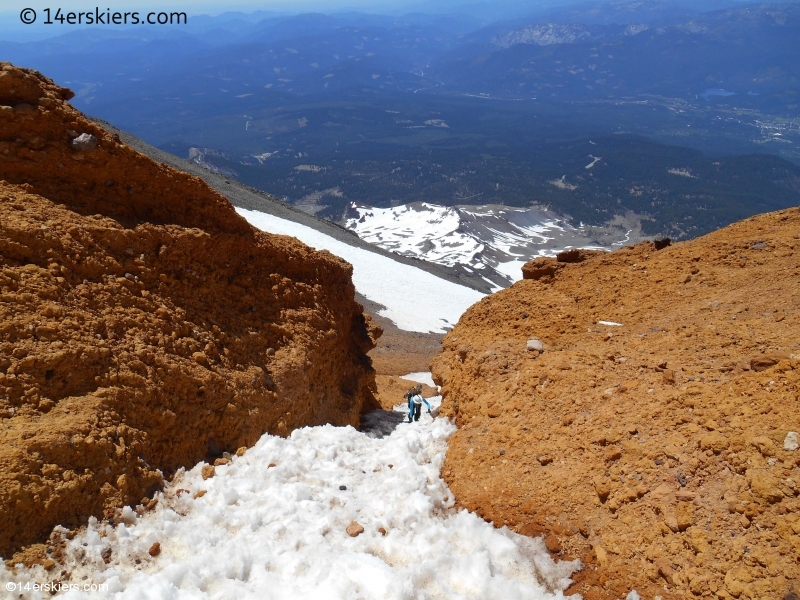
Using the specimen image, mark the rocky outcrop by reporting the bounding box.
[521,249,606,281]
[0,63,380,563]
[432,209,800,599]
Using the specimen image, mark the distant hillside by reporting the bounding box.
[165,131,800,241]
[438,3,800,108]
[3,1,799,243]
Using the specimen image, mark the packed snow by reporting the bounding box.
[237,208,485,334]
[344,202,625,290]
[399,372,437,389]
[2,398,581,600]
[344,203,485,269]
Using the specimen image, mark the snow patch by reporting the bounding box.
[345,202,615,288]
[400,372,437,388]
[237,208,484,333]
[3,417,580,599]
[667,168,696,178]
[584,156,602,169]
[548,176,578,191]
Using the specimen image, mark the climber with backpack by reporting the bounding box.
[404,384,432,423]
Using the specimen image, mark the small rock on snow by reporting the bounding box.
[201,465,215,480]
[148,542,161,557]
[339,485,347,490]
[785,431,799,451]
[346,521,364,537]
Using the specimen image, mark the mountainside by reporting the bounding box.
[236,207,485,333]
[181,131,800,242]
[344,201,639,289]
[3,2,799,238]
[0,63,380,563]
[431,208,800,598]
[441,3,800,106]
[90,115,495,296]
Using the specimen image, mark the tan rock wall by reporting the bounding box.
[433,209,800,599]
[0,64,379,562]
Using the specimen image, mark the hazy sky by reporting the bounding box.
[0,0,562,40]
[0,0,414,40]
[1,0,409,15]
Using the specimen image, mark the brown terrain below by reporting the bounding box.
[359,294,443,377]
[0,63,380,565]
[372,374,438,410]
[359,294,441,410]
[432,212,800,599]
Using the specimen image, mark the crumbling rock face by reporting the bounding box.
[555,248,604,264]
[433,209,800,599]
[0,63,380,563]
[521,249,606,282]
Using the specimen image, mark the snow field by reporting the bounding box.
[2,412,580,600]
[344,204,485,269]
[399,372,437,389]
[237,208,485,334]
[343,202,613,290]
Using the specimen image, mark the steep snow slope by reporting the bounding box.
[345,202,637,290]
[238,208,485,334]
[1,404,581,600]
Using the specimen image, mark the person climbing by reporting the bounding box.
[405,384,431,423]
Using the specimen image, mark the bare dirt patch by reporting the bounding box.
[359,294,443,376]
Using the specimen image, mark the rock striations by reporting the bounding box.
[0,63,380,563]
[432,210,800,599]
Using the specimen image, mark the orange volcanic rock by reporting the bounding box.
[0,63,380,563]
[432,209,800,599]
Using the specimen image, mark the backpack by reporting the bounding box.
[404,384,422,401]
